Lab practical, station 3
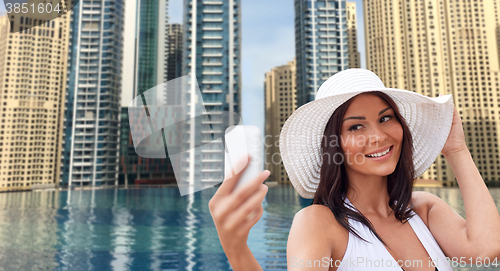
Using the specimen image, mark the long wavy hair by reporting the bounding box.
[312,91,416,247]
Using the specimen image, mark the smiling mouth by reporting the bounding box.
[365,146,392,158]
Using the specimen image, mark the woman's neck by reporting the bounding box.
[345,172,393,218]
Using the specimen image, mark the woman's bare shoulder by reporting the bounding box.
[293,204,343,228]
[288,204,348,259]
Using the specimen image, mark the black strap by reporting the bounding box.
[401,267,438,271]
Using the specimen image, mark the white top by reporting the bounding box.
[336,197,453,271]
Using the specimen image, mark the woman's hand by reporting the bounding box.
[208,156,270,258]
[429,95,500,261]
[440,94,468,157]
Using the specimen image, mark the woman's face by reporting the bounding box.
[339,94,403,178]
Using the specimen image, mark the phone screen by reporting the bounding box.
[224,125,263,190]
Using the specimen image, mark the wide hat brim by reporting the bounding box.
[279,69,454,199]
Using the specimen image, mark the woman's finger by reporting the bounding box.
[238,205,264,236]
[211,170,269,226]
[214,155,250,197]
[209,156,250,213]
[210,169,269,222]
[223,184,268,231]
[224,170,270,212]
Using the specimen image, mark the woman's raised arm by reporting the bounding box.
[208,157,270,271]
[423,102,500,262]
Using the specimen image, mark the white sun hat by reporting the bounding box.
[279,68,455,199]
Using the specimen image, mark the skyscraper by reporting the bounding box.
[364,0,500,186]
[181,0,241,187]
[294,0,359,106]
[62,0,124,186]
[118,106,176,185]
[0,13,71,191]
[167,23,182,82]
[346,1,360,68]
[264,59,296,185]
[133,0,169,105]
[119,0,171,185]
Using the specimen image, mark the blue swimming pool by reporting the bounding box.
[0,186,498,270]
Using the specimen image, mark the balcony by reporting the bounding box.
[201,118,223,123]
[203,9,223,13]
[201,89,223,94]
[202,36,223,40]
[202,53,223,58]
[202,62,222,66]
[201,168,223,172]
[203,102,223,107]
[78,83,98,88]
[203,18,223,22]
[204,1,223,5]
[201,71,222,75]
[75,123,95,129]
[201,80,223,84]
[202,44,223,49]
[80,48,100,53]
[202,27,223,31]
[201,130,223,134]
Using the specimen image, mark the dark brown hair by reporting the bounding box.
[312,91,415,247]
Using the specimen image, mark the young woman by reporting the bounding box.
[208,69,500,271]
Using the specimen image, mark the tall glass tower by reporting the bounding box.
[62,0,124,186]
[133,0,168,105]
[117,0,170,186]
[294,0,350,106]
[181,0,242,188]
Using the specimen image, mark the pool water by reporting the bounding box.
[0,186,498,270]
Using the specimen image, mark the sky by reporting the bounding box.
[0,0,366,137]
[158,0,366,137]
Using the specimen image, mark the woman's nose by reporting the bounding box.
[368,125,387,146]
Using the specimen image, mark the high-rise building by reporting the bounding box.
[264,59,296,185]
[118,107,176,185]
[133,0,169,106]
[0,13,71,191]
[346,2,360,68]
[181,0,242,188]
[364,0,500,186]
[62,0,124,186]
[295,0,358,106]
[119,0,170,185]
[167,24,182,82]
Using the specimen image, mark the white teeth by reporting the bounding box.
[367,147,391,158]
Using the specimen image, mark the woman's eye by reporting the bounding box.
[348,124,363,131]
[380,115,392,123]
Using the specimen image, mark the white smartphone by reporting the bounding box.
[224,125,263,190]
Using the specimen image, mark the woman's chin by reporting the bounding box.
[370,165,398,177]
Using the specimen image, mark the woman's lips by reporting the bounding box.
[365,146,393,161]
